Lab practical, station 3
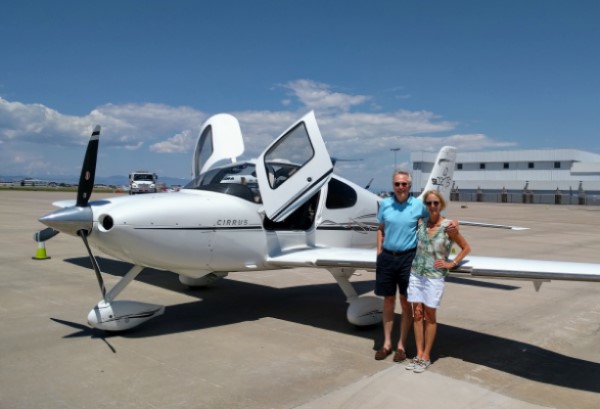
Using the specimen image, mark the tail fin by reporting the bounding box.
[418,146,456,205]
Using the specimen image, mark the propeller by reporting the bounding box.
[79,230,107,299]
[39,125,107,300]
[331,157,363,168]
[76,125,100,207]
[33,227,60,242]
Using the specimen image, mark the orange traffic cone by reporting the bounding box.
[32,241,51,260]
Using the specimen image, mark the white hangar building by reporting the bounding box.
[411,148,600,194]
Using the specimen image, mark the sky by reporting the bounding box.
[1,0,599,191]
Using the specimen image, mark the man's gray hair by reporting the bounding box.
[392,170,412,183]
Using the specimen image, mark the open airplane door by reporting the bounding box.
[256,111,333,222]
[192,113,245,177]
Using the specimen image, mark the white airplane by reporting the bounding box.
[38,111,600,332]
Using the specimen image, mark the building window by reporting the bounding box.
[503,162,509,169]
[480,163,486,170]
[457,163,463,170]
[554,161,561,169]
[528,162,534,169]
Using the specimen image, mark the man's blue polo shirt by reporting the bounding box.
[377,195,428,252]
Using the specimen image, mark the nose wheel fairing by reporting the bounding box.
[88,300,165,331]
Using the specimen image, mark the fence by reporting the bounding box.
[449,191,600,206]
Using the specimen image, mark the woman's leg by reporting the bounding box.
[422,306,437,361]
[412,303,425,358]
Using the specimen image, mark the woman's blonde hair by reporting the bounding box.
[423,190,446,211]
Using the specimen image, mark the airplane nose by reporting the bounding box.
[39,206,93,236]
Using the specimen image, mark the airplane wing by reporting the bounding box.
[267,248,600,282]
[268,247,377,270]
[458,221,529,231]
[453,255,600,282]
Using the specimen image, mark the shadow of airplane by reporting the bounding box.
[435,324,600,393]
[446,276,520,291]
[59,256,599,394]
[50,317,117,353]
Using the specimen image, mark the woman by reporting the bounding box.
[406,190,470,373]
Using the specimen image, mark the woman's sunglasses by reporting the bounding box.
[425,201,440,206]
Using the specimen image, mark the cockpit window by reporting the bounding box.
[184,162,260,202]
[264,161,301,189]
[326,178,357,209]
[264,122,314,189]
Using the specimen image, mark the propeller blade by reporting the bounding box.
[331,157,362,168]
[33,227,60,242]
[76,125,101,207]
[78,230,107,300]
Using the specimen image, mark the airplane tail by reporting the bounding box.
[418,146,456,205]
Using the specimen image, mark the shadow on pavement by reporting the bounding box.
[61,256,600,394]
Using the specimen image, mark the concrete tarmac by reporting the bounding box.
[1,190,599,409]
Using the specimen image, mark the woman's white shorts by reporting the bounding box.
[407,274,445,309]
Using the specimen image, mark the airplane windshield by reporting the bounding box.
[184,162,260,203]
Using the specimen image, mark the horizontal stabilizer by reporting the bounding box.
[52,200,76,208]
[459,221,529,230]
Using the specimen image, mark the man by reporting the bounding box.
[374,170,456,362]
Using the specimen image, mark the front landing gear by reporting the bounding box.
[87,265,164,331]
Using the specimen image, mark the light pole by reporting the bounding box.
[390,148,401,170]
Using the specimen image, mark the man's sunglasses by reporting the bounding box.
[394,182,409,187]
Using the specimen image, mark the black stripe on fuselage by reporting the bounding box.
[133,226,263,231]
[316,225,378,232]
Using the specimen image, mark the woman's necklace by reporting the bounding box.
[427,217,442,229]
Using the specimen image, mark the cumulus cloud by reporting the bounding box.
[0,81,515,181]
[281,79,370,113]
[439,133,517,150]
[0,97,206,149]
[0,146,61,176]
[0,97,91,145]
[150,130,195,153]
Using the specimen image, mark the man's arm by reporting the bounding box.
[377,224,384,255]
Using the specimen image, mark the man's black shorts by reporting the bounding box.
[375,248,417,297]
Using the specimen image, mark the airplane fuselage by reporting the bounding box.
[86,174,380,279]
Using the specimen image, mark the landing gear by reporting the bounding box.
[328,268,382,326]
[87,265,165,331]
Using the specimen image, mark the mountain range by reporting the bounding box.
[0,174,191,188]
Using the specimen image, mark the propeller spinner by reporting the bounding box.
[38,125,107,299]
